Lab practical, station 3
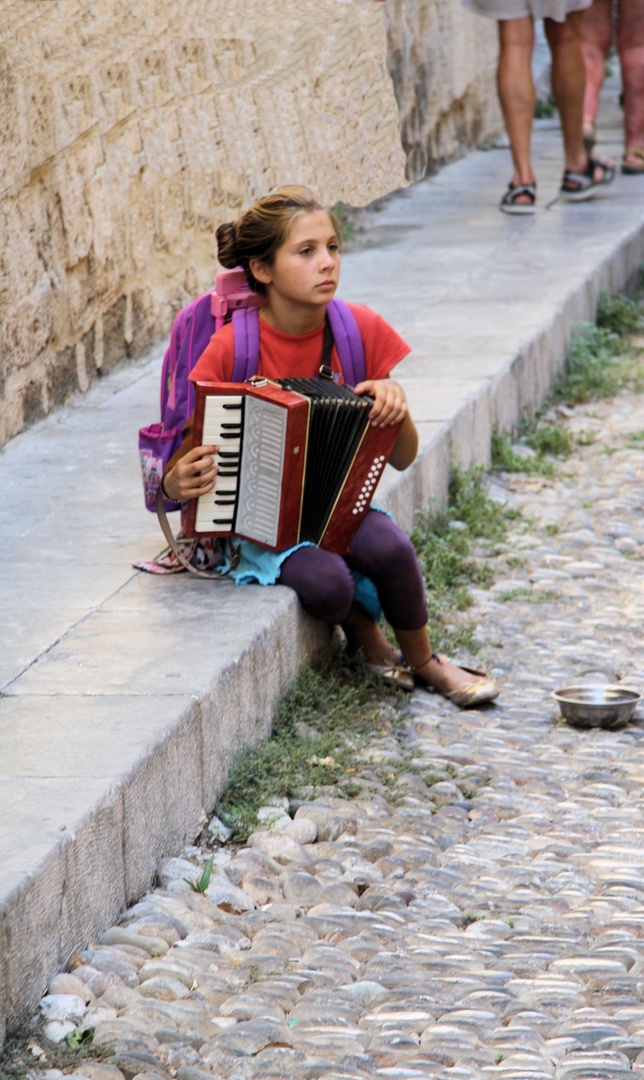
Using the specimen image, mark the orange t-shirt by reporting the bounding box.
[189,302,411,386]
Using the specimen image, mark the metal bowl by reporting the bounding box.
[552,683,642,729]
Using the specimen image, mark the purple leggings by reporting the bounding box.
[278,510,428,631]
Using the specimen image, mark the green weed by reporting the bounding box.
[552,323,623,404]
[0,1023,112,1079]
[544,523,560,536]
[527,421,572,458]
[215,658,400,841]
[496,586,559,604]
[496,588,533,603]
[596,289,643,338]
[491,428,555,476]
[184,854,215,894]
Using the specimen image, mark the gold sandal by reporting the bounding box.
[445,665,500,708]
[411,655,500,709]
[365,663,415,692]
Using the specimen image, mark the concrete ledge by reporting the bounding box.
[2,87,644,1043]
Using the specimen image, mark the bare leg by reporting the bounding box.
[342,610,488,695]
[497,15,536,201]
[546,12,613,180]
[342,607,400,666]
[579,0,613,142]
[619,0,644,162]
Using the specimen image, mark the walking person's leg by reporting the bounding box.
[496,15,538,212]
[546,11,614,198]
[579,0,613,153]
[619,0,644,172]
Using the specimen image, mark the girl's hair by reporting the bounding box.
[216,186,341,295]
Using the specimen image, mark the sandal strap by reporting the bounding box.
[563,157,614,192]
[410,651,443,674]
[501,182,536,206]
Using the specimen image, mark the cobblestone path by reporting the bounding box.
[29,391,644,1080]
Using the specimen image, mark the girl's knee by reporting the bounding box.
[279,548,354,624]
[353,515,418,576]
[304,572,354,623]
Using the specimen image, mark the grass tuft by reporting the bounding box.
[215,658,401,841]
[527,421,572,458]
[0,1022,113,1078]
[552,323,623,404]
[491,428,555,476]
[184,854,215,893]
[596,289,644,338]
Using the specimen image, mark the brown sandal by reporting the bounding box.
[623,148,644,175]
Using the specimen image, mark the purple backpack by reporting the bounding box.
[139,267,366,513]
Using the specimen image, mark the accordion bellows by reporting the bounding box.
[185,377,400,554]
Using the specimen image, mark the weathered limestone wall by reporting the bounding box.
[385,0,502,181]
[0,0,500,446]
[0,0,406,445]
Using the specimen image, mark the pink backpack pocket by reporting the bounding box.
[139,422,182,512]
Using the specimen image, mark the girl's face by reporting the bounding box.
[254,211,341,310]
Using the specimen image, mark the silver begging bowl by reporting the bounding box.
[552,683,642,729]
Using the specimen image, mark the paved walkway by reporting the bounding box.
[27,382,644,1080]
[2,68,644,1041]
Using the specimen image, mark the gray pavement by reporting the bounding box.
[2,68,644,1043]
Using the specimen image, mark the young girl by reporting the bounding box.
[161,186,499,708]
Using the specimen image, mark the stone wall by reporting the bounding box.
[385,0,501,181]
[0,0,500,446]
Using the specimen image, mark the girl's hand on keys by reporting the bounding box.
[354,379,408,428]
[164,445,218,501]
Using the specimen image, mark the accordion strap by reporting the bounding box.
[155,485,239,579]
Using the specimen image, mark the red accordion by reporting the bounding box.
[185,377,399,554]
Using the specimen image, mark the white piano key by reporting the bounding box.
[194,396,243,532]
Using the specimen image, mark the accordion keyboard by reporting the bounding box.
[194,395,243,533]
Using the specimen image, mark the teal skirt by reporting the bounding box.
[221,506,392,622]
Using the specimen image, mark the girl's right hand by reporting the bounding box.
[163,445,218,502]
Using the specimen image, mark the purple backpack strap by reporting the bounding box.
[231,308,261,382]
[228,300,364,384]
[326,299,366,385]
